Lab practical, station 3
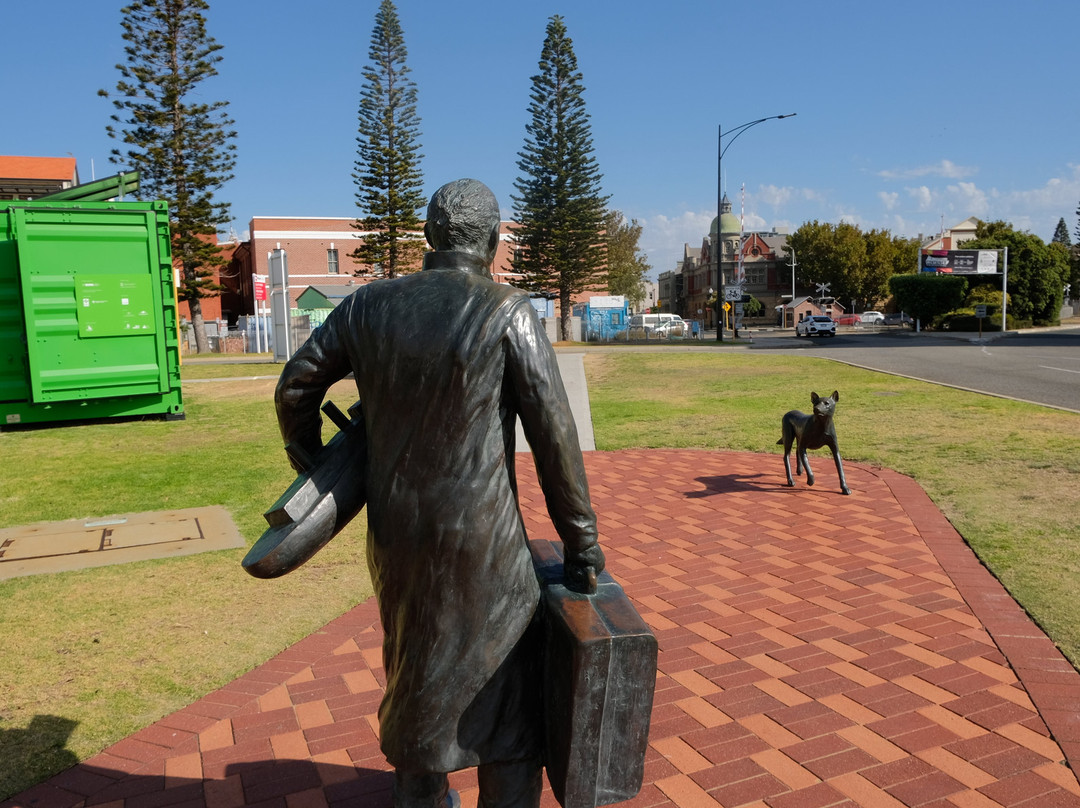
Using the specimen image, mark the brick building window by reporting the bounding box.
[327,248,339,274]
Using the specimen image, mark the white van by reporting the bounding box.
[628,313,686,338]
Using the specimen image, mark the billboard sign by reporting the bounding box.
[921,249,999,274]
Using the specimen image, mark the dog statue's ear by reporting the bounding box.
[832,391,840,402]
[810,391,820,404]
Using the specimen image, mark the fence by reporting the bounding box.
[181,315,311,357]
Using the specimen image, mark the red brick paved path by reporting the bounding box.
[8,450,1080,808]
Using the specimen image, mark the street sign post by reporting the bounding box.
[975,304,987,339]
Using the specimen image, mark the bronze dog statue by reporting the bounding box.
[778,390,850,495]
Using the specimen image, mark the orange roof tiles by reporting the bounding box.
[0,155,78,182]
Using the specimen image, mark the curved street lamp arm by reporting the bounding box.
[719,114,797,161]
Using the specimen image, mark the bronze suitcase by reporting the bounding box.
[530,540,658,808]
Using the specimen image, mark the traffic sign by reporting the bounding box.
[724,286,743,302]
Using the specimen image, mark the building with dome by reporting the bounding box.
[659,194,796,329]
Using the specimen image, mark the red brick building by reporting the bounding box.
[219,216,524,322]
[195,216,604,337]
[175,239,243,325]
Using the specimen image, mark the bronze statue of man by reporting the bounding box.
[275,178,605,808]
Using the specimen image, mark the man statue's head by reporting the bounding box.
[424,179,501,266]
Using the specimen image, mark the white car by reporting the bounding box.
[796,315,836,337]
[628,313,685,338]
[653,316,686,337]
[860,311,885,325]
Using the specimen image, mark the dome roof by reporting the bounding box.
[710,194,741,236]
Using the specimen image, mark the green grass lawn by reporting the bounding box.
[0,350,1077,799]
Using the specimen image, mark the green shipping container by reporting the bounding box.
[0,200,183,425]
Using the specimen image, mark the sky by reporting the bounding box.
[6,0,1080,279]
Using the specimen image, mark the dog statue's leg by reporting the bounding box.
[799,442,815,487]
[779,417,797,487]
[782,436,796,487]
[827,439,851,495]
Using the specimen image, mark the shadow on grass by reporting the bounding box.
[0,715,80,803]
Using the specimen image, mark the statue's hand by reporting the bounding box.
[564,544,605,595]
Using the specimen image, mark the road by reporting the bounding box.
[745,325,1080,413]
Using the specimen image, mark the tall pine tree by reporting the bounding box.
[100,0,237,354]
[353,0,425,279]
[512,15,609,340]
[1052,217,1071,247]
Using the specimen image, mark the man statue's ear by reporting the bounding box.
[487,224,500,258]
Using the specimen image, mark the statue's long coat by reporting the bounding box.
[275,252,598,772]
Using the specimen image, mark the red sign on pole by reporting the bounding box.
[253,274,267,302]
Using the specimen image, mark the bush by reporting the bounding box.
[939,310,1021,331]
[889,273,968,328]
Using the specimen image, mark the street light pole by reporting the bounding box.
[716,114,796,342]
[789,247,797,329]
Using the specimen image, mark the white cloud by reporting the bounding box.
[878,159,977,181]
[1006,165,1080,211]
[757,184,793,207]
[963,166,1080,237]
[640,210,715,276]
[944,182,991,216]
[908,185,935,211]
[757,184,824,207]
[743,212,768,231]
[641,164,1080,274]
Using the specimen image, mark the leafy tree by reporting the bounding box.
[353,0,425,278]
[100,0,237,354]
[1052,217,1071,247]
[512,15,609,340]
[964,220,1068,325]
[787,221,907,310]
[831,223,868,305]
[744,295,764,318]
[785,220,833,297]
[889,274,967,327]
[891,236,921,277]
[604,210,650,310]
[1073,205,1080,300]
